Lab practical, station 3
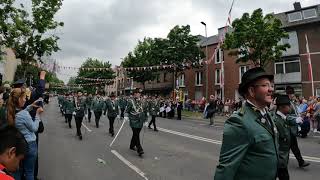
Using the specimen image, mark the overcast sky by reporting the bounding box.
[51,0,318,82]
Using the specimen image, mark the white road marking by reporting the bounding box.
[82,123,92,132]
[157,127,222,145]
[289,154,320,163]
[158,127,320,163]
[111,150,149,180]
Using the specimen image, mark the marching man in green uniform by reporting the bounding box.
[148,95,159,131]
[214,67,278,180]
[285,86,310,168]
[272,95,301,180]
[125,88,148,156]
[85,93,93,123]
[91,92,105,128]
[58,93,64,115]
[105,92,119,137]
[118,95,128,119]
[74,90,87,140]
[63,93,75,128]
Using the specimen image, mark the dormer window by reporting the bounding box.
[287,8,317,22]
[303,8,317,19]
[288,11,302,22]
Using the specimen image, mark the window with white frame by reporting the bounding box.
[195,71,203,86]
[303,8,317,19]
[288,11,302,22]
[215,69,221,85]
[215,48,223,63]
[275,59,300,74]
[178,73,185,87]
[239,66,249,83]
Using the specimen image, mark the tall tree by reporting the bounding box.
[75,58,115,94]
[122,25,204,91]
[67,76,76,85]
[0,0,64,62]
[165,25,204,69]
[223,8,290,67]
[122,38,159,90]
[14,63,63,86]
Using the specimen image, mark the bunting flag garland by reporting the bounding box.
[50,81,111,88]
[76,77,114,82]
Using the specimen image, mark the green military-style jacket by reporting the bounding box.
[61,96,66,109]
[86,96,93,109]
[105,99,119,118]
[214,102,279,180]
[272,111,295,168]
[118,97,128,110]
[149,99,160,116]
[91,97,106,112]
[63,98,75,115]
[126,98,148,128]
[58,95,63,106]
[75,96,86,117]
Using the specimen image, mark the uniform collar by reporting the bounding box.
[276,111,287,120]
[246,100,267,116]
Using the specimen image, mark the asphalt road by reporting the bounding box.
[38,99,320,180]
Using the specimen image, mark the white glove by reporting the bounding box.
[157,112,159,115]
[73,112,76,116]
[117,115,120,119]
[85,114,88,119]
[147,112,150,117]
[295,117,303,124]
[124,117,129,121]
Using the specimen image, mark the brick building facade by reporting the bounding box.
[107,2,320,101]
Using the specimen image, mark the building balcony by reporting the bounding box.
[274,72,301,84]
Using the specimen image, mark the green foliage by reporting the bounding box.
[223,8,290,67]
[46,71,63,84]
[14,62,63,86]
[75,58,115,93]
[121,25,204,89]
[14,63,40,83]
[0,0,64,62]
[122,38,159,89]
[165,25,204,69]
[67,76,76,85]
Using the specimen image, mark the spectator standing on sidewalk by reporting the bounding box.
[313,97,320,132]
[206,95,217,126]
[6,88,43,180]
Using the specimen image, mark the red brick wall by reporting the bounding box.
[296,23,320,97]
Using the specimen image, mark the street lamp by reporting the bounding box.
[201,21,209,100]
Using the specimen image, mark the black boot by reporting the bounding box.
[138,149,144,156]
[299,161,310,168]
